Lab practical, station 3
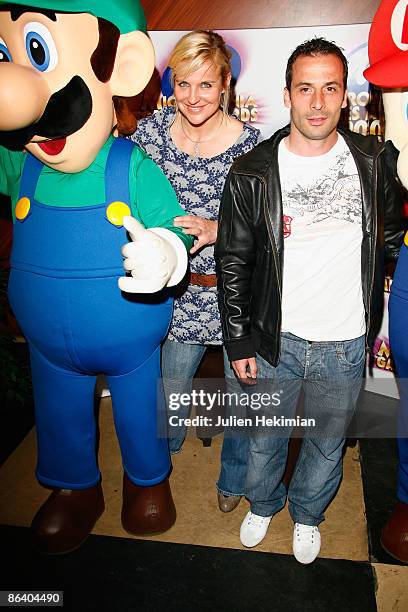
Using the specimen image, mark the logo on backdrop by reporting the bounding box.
[384,275,393,293]
[373,336,395,372]
[347,43,382,137]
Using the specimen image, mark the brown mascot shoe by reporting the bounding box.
[31,483,105,555]
[380,501,408,563]
[121,473,176,535]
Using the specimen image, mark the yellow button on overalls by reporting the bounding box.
[106,201,131,227]
[15,196,31,221]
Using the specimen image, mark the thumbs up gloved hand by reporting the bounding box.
[118,216,188,294]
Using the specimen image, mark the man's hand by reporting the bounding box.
[231,357,257,385]
[119,216,180,293]
[174,215,218,254]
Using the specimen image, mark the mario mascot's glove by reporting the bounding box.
[364,0,408,564]
[119,216,188,293]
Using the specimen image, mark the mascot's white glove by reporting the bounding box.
[118,216,187,293]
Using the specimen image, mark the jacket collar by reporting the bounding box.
[233,123,383,179]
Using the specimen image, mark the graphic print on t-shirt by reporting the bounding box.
[281,148,362,234]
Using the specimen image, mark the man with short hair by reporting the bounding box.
[215,37,403,563]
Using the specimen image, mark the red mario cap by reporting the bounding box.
[364,0,408,87]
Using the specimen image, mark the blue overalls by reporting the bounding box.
[7,138,172,489]
[389,240,408,504]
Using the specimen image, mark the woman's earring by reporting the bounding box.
[220,88,229,113]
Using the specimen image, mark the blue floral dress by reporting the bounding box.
[131,107,262,344]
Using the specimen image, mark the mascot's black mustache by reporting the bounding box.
[0,75,92,151]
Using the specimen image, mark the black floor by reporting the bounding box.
[1,525,377,612]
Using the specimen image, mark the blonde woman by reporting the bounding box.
[130,30,262,512]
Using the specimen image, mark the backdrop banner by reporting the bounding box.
[150,24,398,398]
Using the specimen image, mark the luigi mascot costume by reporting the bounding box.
[0,0,192,554]
[365,0,408,563]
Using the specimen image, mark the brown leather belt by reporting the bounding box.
[190,273,217,287]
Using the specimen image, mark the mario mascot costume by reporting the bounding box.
[0,0,192,554]
[365,0,408,563]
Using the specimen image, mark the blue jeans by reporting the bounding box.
[246,332,365,525]
[162,340,249,496]
[217,351,249,497]
[162,339,206,454]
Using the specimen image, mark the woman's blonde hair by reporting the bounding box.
[168,30,232,113]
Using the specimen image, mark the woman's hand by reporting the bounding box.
[174,215,218,254]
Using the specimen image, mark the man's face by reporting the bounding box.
[0,10,116,172]
[284,54,348,146]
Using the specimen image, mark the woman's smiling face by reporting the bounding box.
[174,60,227,127]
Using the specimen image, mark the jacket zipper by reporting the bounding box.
[261,176,283,361]
[365,152,378,350]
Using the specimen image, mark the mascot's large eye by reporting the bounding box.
[0,38,11,62]
[24,22,58,72]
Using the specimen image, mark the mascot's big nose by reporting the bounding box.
[0,63,50,131]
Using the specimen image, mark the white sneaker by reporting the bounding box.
[240,511,272,548]
[293,522,321,564]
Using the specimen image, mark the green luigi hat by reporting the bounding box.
[0,0,147,33]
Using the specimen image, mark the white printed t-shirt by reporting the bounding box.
[279,134,366,341]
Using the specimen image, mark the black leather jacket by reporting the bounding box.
[215,125,404,367]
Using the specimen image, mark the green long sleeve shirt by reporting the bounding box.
[0,135,192,250]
